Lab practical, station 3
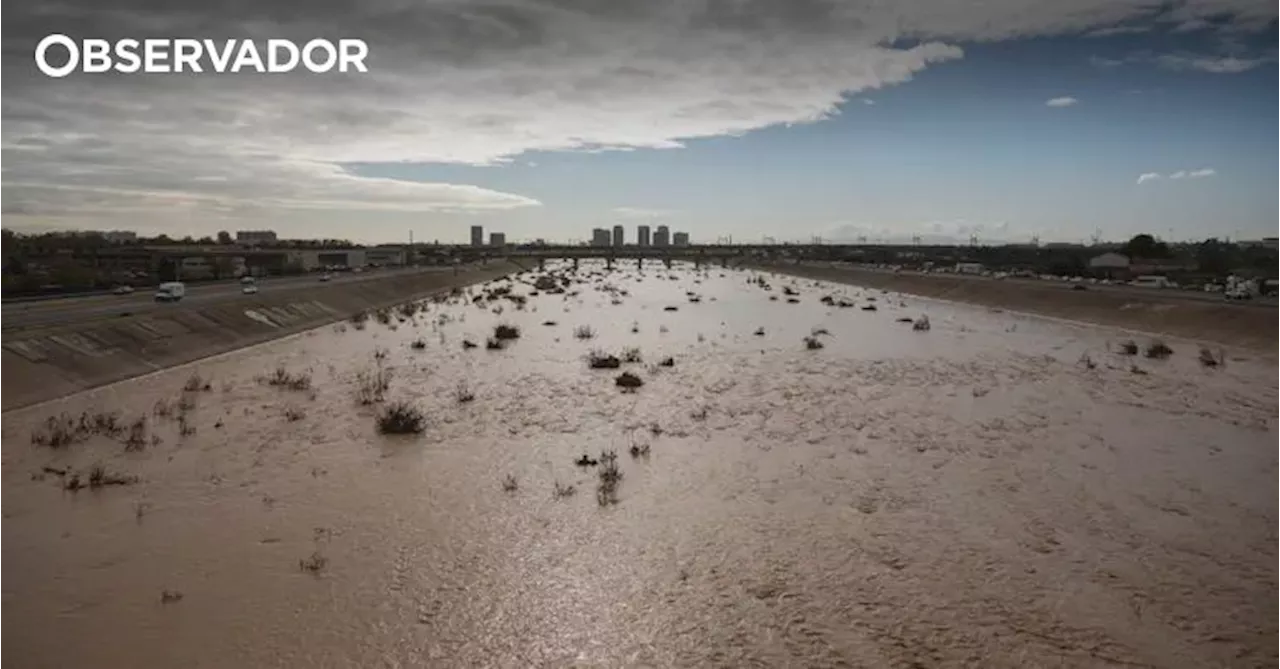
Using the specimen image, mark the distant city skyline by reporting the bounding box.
[4,0,1275,246]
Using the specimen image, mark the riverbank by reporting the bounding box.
[0,262,519,411]
[749,262,1277,352]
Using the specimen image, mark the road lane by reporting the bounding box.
[1,266,465,331]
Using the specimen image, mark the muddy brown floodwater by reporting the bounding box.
[3,261,1276,668]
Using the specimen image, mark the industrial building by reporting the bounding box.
[654,225,670,247]
[103,230,138,244]
[672,231,689,246]
[591,228,612,247]
[489,232,507,247]
[637,225,651,247]
[612,225,625,247]
[235,230,278,245]
[470,225,484,247]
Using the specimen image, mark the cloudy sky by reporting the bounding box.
[3,0,1276,244]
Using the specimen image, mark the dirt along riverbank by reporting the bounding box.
[3,260,1275,668]
[750,261,1278,351]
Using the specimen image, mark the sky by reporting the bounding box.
[2,0,1277,245]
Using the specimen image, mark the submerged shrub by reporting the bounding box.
[615,371,644,389]
[1144,340,1173,359]
[588,350,622,369]
[493,323,521,340]
[376,401,425,434]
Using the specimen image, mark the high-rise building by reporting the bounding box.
[637,225,651,247]
[612,225,625,247]
[654,225,670,247]
[673,232,690,246]
[591,228,612,247]
[489,232,506,247]
[470,225,484,247]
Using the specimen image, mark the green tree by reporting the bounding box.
[216,230,233,245]
[1123,234,1169,259]
[1194,238,1233,275]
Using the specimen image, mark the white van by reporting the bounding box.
[155,281,186,302]
[1130,275,1173,289]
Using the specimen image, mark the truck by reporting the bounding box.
[154,281,186,302]
[1224,276,1259,301]
[1130,275,1174,289]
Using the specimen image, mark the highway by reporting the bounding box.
[1,266,464,332]
[793,262,1279,308]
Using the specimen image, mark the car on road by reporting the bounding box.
[242,284,259,295]
[112,285,134,295]
[154,282,186,302]
[319,273,333,282]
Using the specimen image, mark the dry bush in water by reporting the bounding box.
[262,367,313,391]
[299,551,328,574]
[803,336,824,350]
[485,337,505,350]
[1144,340,1174,359]
[355,364,393,405]
[123,416,154,450]
[621,347,643,363]
[1198,346,1225,368]
[377,401,426,434]
[183,372,213,392]
[615,371,644,389]
[30,414,82,448]
[553,481,577,499]
[493,323,521,340]
[410,339,427,350]
[574,325,596,340]
[501,474,518,492]
[455,382,476,403]
[1116,340,1140,356]
[587,350,622,369]
[596,456,623,506]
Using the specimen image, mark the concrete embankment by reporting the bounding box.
[750,262,1277,351]
[1,262,519,411]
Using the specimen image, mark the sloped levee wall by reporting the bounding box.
[1,263,520,411]
[747,262,1277,351]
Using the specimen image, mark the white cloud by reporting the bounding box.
[1045,96,1079,107]
[1155,54,1275,73]
[1091,50,1277,73]
[1084,25,1152,37]
[862,99,877,105]
[1137,168,1216,183]
[2,0,1274,238]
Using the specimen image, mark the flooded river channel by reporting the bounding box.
[4,261,1276,668]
